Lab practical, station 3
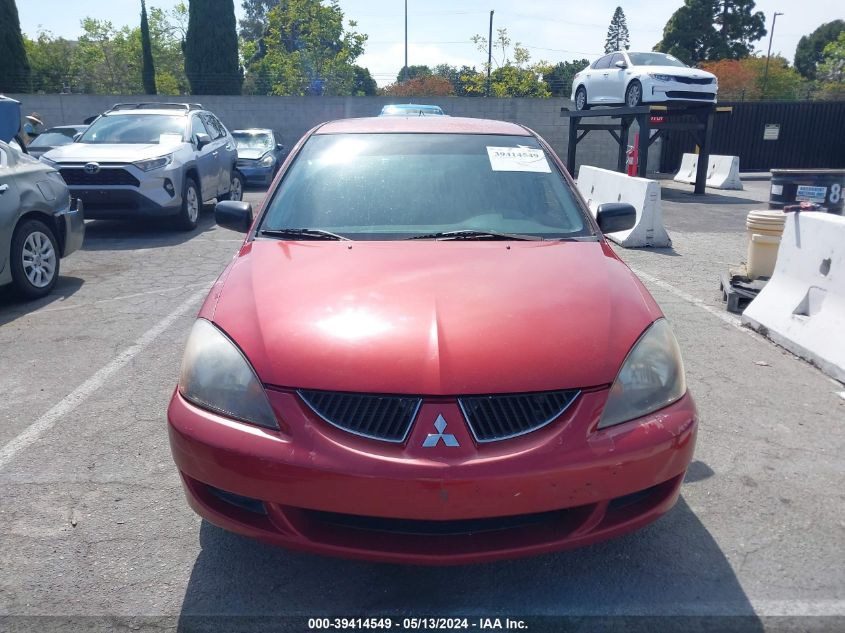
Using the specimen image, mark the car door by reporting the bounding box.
[606,53,629,104]
[190,115,217,201]
[590,55,613,101]
[0,145,23,278]
[202,114,232,196]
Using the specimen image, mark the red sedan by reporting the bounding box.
[167,116,697,565]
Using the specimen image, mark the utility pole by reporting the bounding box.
[762,11,783,99]
[404,0,409,81]
[486,10,494,97]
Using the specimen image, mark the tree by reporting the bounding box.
[604,7,630,54]
[74,18,143,93]
[185,0,242,95]
[141,0,157,95]
[0,0,30,92]
[24,32,79,93]
[542,59,590,97]
[468,28,550,97]
[817,31,845,86]
[239,0,279,41]
[795,20,845,79]
[382,75,454,97]
[352,65,377,96]
[700,55,804,99]
[244,0,367,96]
[432,63,480,96]
[656,0,766,64]
[396,65,432,84]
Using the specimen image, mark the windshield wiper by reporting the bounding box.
[259,228,349,241]
[407,229,543,241]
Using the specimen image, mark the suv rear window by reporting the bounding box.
[79,114,186,144]
[261,133,592,240]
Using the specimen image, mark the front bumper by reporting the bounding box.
[168,388,698,565]
[70,187,182,219]
[644,78,717,103]
[237,162,275,185]
[56,197,85,257]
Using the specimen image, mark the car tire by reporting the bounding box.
[219,170,244,202]
[574,86,590,110]
[625,80,643,107]
[175,177,201,231]
[10,218,60,300]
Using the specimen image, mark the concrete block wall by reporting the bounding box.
[8,94,660,174]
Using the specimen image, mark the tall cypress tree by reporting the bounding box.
[0,0,30,92]
[185,0,243,95]
[604,7,631,54]
[140,0,157,95]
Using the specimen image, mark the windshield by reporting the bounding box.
[260,133,591,240]
[28,129,81,147]
[233,132,273,150]
[79,114,185,144]
[381,105,444,116]
[627,52,687,68]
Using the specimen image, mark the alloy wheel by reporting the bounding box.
[21,231,57,288]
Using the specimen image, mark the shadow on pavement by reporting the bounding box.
[81,207,218,252]
[176,497,762,632]
[661,188,763,207]
[0,275,84,327]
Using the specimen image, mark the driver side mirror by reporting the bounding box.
[215,201,253,233]
[596,203,636,234]
[614,60,628,69]
[195,132,211,150]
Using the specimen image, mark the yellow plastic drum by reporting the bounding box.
[746,210,786,279]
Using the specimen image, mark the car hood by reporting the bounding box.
[641,66,716,79]
[209,240,662,395]
[43,142,184,163]
[237,148,271,160]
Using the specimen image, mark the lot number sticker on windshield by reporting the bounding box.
[487,146,551,173]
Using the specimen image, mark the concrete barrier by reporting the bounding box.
[576,166,671,248]
[741,212,845,383]
[673,153,744,190]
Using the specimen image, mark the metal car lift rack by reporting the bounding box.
[560,103,732,194]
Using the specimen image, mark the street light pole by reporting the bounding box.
[486,10,494,97]
[404,0,409,82]
[762,11,783,99]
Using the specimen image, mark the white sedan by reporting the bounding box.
[571,51,718,109]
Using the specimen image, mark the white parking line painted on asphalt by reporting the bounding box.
[0,286,209,471]
[629,267,753,336]
[33,282,211,315]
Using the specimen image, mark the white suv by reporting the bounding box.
[41,103,243,230]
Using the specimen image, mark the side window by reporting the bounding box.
[191,115,209,141]
[609,53,625,67]
[210,115,229,138]
[593,55,612,70]
[0,146,8,168]
[201,114,224,140]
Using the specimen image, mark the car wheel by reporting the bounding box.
[10,219,60,300]
[574,86,590,110]
[625,81,643,107]
[219,171,244,202]
[175,177,200,231]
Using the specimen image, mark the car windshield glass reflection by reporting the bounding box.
[261,133,593,241]
[627,52,687,67]
[233,133,273,150]
[27,130,78,147]
[79,114,185,144]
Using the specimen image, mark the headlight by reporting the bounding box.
[598,319,686,429]
[259,153,275,167]
[134,154,173,172]
[178,319,278,429]
[648,73,674,82]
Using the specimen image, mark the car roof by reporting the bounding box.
[316,116,531,136]
[104,109,195,116]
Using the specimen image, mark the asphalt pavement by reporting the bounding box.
[0,183,843,632]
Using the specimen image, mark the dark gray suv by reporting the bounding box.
[41,103,243,230]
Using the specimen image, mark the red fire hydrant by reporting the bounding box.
[626,133,639,177]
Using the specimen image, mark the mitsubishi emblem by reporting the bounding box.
[423,414,460,448]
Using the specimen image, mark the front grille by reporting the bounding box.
[59,167,140,187]
[459,390,580,443]
[666,91,716,100]
[673,76,714,85]
[298,390,421,443]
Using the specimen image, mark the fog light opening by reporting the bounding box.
[206,484,266,515]
[163,179,175,197]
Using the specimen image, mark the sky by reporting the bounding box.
[16,0,843,86]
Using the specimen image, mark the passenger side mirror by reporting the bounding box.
[596,203,636,234]
[195,132,211,150]
[276,143,284,152]
[215,201,253,233]
[614,60,627,69]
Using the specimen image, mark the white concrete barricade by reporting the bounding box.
[576,166,671,248]
[741,212,845,383]
[673,153,744,190]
